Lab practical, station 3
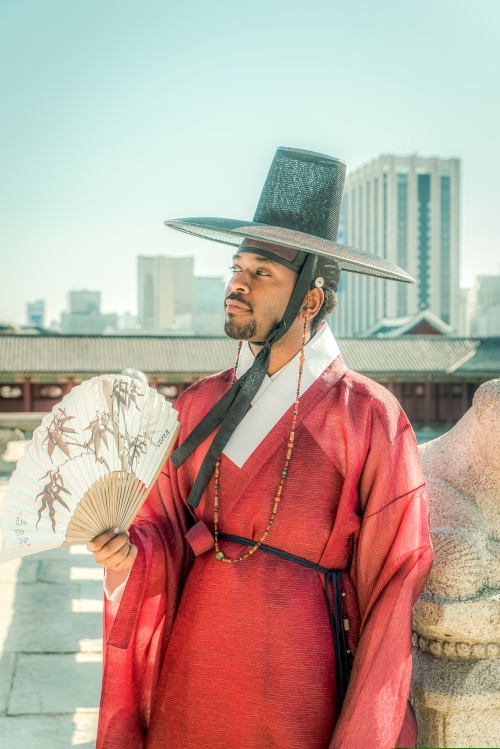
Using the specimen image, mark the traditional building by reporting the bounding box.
[362,309,454,337]
[0,335,499,438]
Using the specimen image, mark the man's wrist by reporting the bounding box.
[104,567,131,601]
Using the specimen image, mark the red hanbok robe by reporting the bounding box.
[97,330,432,749]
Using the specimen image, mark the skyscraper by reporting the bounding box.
[137,256,194,332]
[26,299,45,326]
[193,276,226,336]
[468,269,500,336]
[330,154,460,336]
[61,290,118,334]
[68,290,100,315]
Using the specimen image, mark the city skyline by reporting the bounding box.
[1,0,499,325]
[6,147,493,331]
[17,255,228,336]
[16,253,500,338]
[1,144,488,326]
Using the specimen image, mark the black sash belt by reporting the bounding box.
[218,533,351,704]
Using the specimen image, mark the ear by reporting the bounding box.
[299,288,324,320]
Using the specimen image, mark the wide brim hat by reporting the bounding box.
[165,147,415,285]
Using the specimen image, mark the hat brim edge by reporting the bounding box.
[164,217,415,284]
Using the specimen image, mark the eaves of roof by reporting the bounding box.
[0,335,499,380]
[336,337,482,375]
[0,335,238,376]
[454,337,500,374]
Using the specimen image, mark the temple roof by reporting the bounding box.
[361,309,455,337]
[0,334,499,380]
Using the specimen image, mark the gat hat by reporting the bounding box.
[165,146,415,285]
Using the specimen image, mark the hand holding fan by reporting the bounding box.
[0,375,180,563]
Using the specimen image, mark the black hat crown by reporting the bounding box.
[253,147,346,243]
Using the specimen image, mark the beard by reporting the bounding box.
[224,316,257,340]
[224,292,258,340]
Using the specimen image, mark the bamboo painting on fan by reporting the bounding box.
[0,375,180,563]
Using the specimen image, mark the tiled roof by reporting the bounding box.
[363,309,454,337]
[0,335,498,379]
[454,338,500,374]
[338,337,481,374]
[0,336,237,376]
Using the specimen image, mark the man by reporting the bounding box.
[90,147,432,748]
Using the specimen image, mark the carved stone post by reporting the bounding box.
[412,379,500,747]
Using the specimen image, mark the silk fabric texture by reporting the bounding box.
[97,339,433,749]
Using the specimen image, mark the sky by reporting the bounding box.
[1,0,500,325]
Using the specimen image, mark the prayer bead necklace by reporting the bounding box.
[214,302,310,563]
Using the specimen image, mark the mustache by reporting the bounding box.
[225,292,253,312]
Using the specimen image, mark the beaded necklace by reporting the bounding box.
[214,301,310,563]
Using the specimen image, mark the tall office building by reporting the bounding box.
[61,290,118,334]
[137,256,194,332]
[466,268,500,336]
[26,299,45,326]
[330,154,460,336]
[193,276,226,336]
[68,290,100,315]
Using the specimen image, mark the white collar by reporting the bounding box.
[222,323,340,468]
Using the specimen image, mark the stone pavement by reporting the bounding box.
[0,480,103,748]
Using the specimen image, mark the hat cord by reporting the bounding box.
[170,253,317,509]
[213,298,310,562]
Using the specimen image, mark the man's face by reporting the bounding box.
[224,249,297,342]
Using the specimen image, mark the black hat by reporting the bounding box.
[165,147,415,285]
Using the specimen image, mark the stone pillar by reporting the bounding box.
[412,378,500,747]
[460,379,468,417]
[61,382,72,397]
[22,381,31,413]
[423,380,432,427]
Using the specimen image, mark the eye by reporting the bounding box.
[229,265,241,273]
[256,267,271,276]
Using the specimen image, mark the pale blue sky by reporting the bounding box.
[1,0,499,324]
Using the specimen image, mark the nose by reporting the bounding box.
[227,268,251,294]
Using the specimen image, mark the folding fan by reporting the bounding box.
[0,375,180,563]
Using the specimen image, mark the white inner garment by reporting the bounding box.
[222,323,340,468]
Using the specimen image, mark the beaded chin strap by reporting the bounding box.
[213,298,311,563]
